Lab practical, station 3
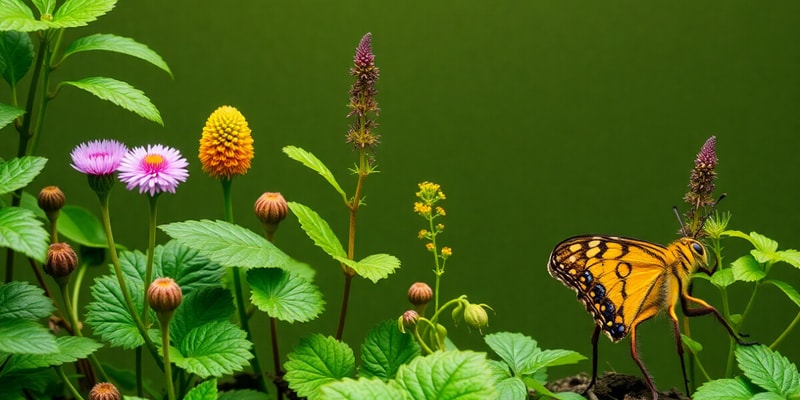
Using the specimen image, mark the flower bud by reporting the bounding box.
[464,303,490,332]
[255,192,288,240]
[38,186,65,213]
[398,309,419,333]
[147,277,182,313]
[44,243,78,279]
[89,382,121,400]
[408,282,433,307]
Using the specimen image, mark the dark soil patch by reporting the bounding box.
[548,372,690,400]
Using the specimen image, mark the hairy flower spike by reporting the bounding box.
[683,136,718,232]
[199,106,254,179]
[89,383,121,400]
[346,33,381,151]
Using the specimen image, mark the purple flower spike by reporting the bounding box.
[70,139,128,176]
[118,144,189,196]
[696,136,717,168]
[346,33,381,151]
[354,33,375,68]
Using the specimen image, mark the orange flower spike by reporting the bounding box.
[199,106,254,179]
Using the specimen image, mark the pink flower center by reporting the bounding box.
[143,154,166,173]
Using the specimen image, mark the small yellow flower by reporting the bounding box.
[198,106,254,179]
[441,247,452,257]
[425,243,435,252]
[414,202,432,217]
[418,229,428,239]
[438,191,446,200]
[435,206,446,216]
[436,223,444,231]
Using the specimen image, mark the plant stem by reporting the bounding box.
[412,327,434,355]
[335,275,353,340]
[428,214,442,311]
[55,365,84,400]
[159,315,176,400]
[28,258,54,301]
[136,347,144,398]
[221,178,268,392]
[270,317,284,400]
[770,311,800,350]
[141,195,159,323]
[60,281,110,383]
[71,263,87,318]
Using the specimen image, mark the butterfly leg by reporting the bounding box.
[668,303,692,396]
[680,293,756,345]
[583,325,601,395]
[630,321,659,400]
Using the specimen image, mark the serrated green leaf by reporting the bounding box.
[693,378,756,400]
[336,253,401,284]
[85,275,147,349]
[0,31,33,85]
[62,34,171,77]
[0,0,50,31]
[61,77,162,124]
[160,220,314,279]
[55,205,109,248]
[288,202,347,260]
[752,392,790,400]
[395,350,497,400]
[0,281,54,320]
[749,232,779,254]
[0,102,25,130]
[777,250,800,269]
[0,368,57,398]
[247,268,324,323]
[3,336,102,374]
[217,389,269,400]
[495,376,527,400]
[487,359,512,383]
[184,379,217,400]
[764,280,800,308]
[0,207,49,262]
[30,0,56,15]
[0,156,46,195]
[485,332,539,376]
[320,377,408,400]
[51,0,115,28]
[283,146,347,202]
[528,349,586,372]
[681,334,703,354]
[171,287,234,345]
[174,320,253,378]
[722,230,752,242]
[0,319,57,354]
[731,255,766,282]
[284,334,356,398]
[736,344,800,397]
[155,240,224,294]
[710,268,735,288]
[359,320,420,381]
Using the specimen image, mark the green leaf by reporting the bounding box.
[284,334,356,398]
[395,350,497,399]
[721,230,752,242]
[217,390,269,400]
[749,231,779,254]
[184,379,217,400]
[85,275,147,349]
[155,240,224,294]
[485,332,539,376]
[174,320,253,378]
[160,220,314,279]
[61,77,162,125]
[359,320,420,381]
[0,281,54,320]
[0,156,47,195]
[0,319,57,354]
[171,287,234,345]
[0,368,57,398]
[0,0,50,31]
[247,268,324,323]
[283,146,347,202]
[487,359,512,382]
[52,0,115,28]
[693,378,757,400]
[337,253,401,284]
[681,334,703,354]
[777,249,800,270]
[731,255,766,282]
[764,280,800,308]
[528,349,586,372]
[0,103,25,130]
[30,0,56,16]
[0,207,49,262]
[495,376,527,400]
[0,31,33,85]
[55,205,109,248]
[320,378,408,400]
[62,34,172,77]
[3,336,102,374]
[710,268,735,288]
[288,202,347,260]
[736,344,800,397]
[752,392,790,400]
[525,377,584,400]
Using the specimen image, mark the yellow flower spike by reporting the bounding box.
[198,106,254,179]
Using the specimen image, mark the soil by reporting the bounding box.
[547,372,690,400]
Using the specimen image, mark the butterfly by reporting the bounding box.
[547,233,751,399]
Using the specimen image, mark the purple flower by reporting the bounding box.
[70,139,128,176]
[118,144,189,196]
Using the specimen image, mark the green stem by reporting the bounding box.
[428,214,442,311]
[770,311,800,350]
[71,263,87,318]
[55,365,84,400]
[141,195,160,323]
[221,178,234,222]
[159,315,176,400]
[98,192,163,370]
[412,326,435,354]
[692,352,712,382]
[27,29,61,156]
[429,296,466,325]
[60,281,110,383]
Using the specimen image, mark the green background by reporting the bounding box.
[4,0,800,393]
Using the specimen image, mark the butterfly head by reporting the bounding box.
[676,237,709,273]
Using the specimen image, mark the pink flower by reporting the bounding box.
[70,139,128,176]
[118,144,189,196]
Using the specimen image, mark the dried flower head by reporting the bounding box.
[346,33,381,151]
[147,277,182,313]
[89,382,121,400]
[44,243,78,278]
[118,144,189,196]
[70,139,128,176]
[683,136,718,233]
[38,186,65,213]
[199,106,254,179]
[408,282,433,307]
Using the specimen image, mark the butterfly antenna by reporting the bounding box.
[693,193,727,237]
[673,206,689,237]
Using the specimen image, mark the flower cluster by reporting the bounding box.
[414,182,450,258]
[198,105,254,179]
[345,33,381,151]
[683,136,718,234]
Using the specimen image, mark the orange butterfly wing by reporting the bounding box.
[548,235,676,342]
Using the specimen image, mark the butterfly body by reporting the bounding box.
[548,234,745,400]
